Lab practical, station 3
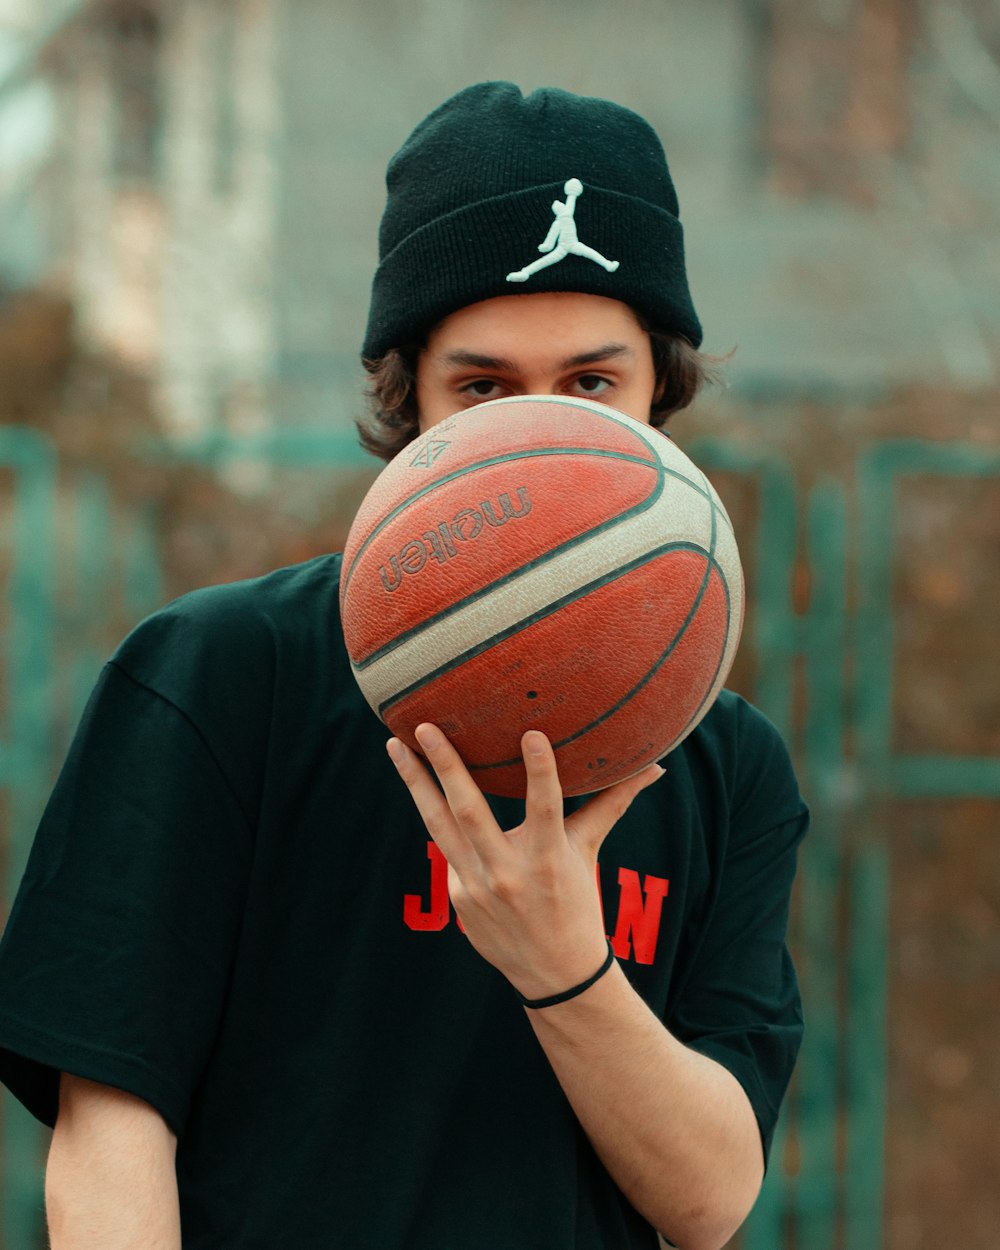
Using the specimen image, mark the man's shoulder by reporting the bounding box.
[696,688,786,756]
[109,554,346,709]
[139,552,342,630]
[116,555,342,661]
[683,689,806,829]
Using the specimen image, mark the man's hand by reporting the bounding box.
[386,725,662,1000]
[389,725,764,1250]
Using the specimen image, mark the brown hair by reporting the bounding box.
[356,330,727,463]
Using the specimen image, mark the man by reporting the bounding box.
[0,83,807,1250]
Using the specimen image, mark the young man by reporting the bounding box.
[0,83,807,1250]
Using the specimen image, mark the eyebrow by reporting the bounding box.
[438,343,635,372]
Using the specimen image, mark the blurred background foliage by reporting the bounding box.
[0,1,998,1247]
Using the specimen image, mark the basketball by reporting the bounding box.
[339,396,744,798]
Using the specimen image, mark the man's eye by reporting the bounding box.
[462,380,501,398]
[576,375,611,394]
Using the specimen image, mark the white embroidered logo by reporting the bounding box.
[506,179,619,283]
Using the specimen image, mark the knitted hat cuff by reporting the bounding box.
[362,181,701,359]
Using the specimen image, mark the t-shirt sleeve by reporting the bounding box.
[0,607,262,1134]
[670,700,808,1164]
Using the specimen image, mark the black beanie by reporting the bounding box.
[361,82,702,360]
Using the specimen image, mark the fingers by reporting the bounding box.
[390,724,663,872]
[566,763,665,857]
[385,735,476,875]
[390,725,501,866]
[522,731,567,843]
[413,725,486,827]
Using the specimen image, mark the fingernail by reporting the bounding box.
[524,731,547,756]
[415,724,443,750]
[386,739,405,765]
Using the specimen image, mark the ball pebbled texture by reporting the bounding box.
[340,395,743,797]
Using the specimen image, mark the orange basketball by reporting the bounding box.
[340,396,743,798]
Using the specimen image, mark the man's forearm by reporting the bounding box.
[525,963,764,1250]
[47,1075,181,1250]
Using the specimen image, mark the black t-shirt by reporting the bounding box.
[0,555,807,1249]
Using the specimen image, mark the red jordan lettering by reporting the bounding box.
[609,867,669,964]
[405,843,667,961]
[403,842,450,930]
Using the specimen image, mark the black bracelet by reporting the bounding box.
[515,940,617,1009]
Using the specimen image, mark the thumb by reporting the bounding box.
[565,763,665,856]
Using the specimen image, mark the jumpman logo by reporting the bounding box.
[506,179,619,283]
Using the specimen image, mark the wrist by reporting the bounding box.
[511,940,617,1009]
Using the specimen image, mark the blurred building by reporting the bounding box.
[1,0,997,452]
